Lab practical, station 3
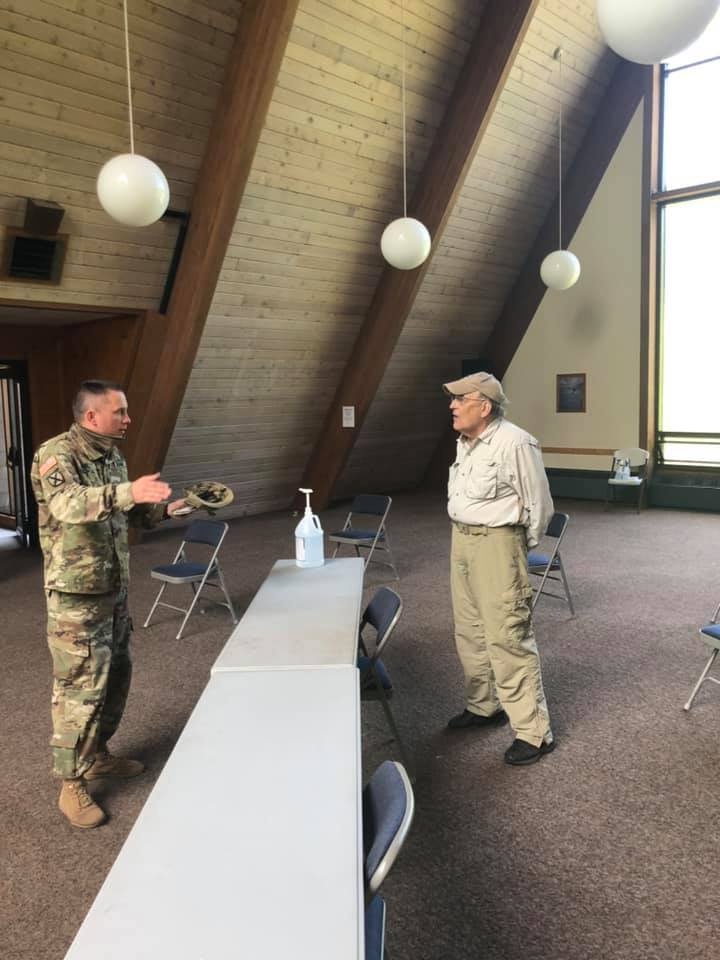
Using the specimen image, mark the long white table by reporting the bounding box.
[64,557,366,960]
[212,558,365,672]
[65,668,363,960]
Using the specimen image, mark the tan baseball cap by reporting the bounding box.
[442,371,507,405]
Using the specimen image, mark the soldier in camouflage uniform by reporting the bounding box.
[31,380,186,828]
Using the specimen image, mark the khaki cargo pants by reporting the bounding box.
[450,523,552,747]
[46,588,132,779]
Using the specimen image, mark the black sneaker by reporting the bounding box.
[504,738,556,766]
[447,709,508,730]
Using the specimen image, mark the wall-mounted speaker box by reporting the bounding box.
[23,198,65,236]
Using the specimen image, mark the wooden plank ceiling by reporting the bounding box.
[0,1,625,516]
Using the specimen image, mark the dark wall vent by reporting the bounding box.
[0,228,68,284]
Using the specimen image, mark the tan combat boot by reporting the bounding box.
[59,779,107,829]
[85,749,145,780]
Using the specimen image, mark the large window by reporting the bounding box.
[657,13,720,466]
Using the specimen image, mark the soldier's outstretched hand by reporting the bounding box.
[131,473,172,504]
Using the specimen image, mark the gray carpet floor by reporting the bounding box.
[2,493,720,960]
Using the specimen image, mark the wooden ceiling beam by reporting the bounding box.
[423,58,648,488]
[298,0,540,509]
[124,0,300,477]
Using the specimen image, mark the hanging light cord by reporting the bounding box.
[555,47,563,250]
[400,0,407,218]
[122,0,135,154]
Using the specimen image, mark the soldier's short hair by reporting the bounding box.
[72,380,126,421]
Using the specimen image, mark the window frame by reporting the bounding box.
[652,50,720,471]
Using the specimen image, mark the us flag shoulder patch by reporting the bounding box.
[39,456,58,478]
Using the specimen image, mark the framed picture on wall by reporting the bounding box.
[556,373,586,413]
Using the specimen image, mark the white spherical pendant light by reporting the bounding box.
[97,153,170,227]
[97,0,170,228]
[540,250,581,291]
[596,0,720,64]
[540,48,581,292]
[381,217,431,270]
[380,2,432,271]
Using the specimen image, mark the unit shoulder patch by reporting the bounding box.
[47,469,66,488]
[39,456,58,478]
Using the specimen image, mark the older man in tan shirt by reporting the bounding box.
[444,371,555,765]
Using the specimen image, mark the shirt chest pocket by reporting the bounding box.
[467,460,498,500]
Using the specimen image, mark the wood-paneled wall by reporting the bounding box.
[0,324,65,444]
[0,310,143,451]
[164,0,487,513]
[0,0,241,308]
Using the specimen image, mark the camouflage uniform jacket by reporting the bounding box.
[31,422,164,594]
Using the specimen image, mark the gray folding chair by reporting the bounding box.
[684,600,720,711]
[330,494,399,580]
[528,512,575,616]
[143,519,237,640]
[358,587,413,778]
[363,760,415,960]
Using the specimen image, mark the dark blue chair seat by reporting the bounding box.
[333,529,386,542]
[528,551,560,569]
[152,561,217,580]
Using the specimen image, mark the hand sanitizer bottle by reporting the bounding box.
[295,488,324,568]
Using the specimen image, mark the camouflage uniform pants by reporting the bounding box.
[46,588,132,779]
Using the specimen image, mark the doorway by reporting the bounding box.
[0,359,34,548]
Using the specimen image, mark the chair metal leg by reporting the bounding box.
[216,566,238,624]
[175,582,207,640]
[558,561,575,617]
[372,666,414,782]
[143,582,168,628]
[684,648,719,711]
[380,533,400,581]
[530,565,553,611]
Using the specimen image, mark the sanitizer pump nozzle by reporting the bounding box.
[295,487,324,568]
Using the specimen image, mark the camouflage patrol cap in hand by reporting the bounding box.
[180,481,234,516]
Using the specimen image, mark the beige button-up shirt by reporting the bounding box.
[447,417,554,548]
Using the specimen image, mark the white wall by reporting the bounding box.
[503,106,644,472]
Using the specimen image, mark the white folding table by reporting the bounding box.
[64,556,366,960]
[212,557,365,672]
[64,668,364,960]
